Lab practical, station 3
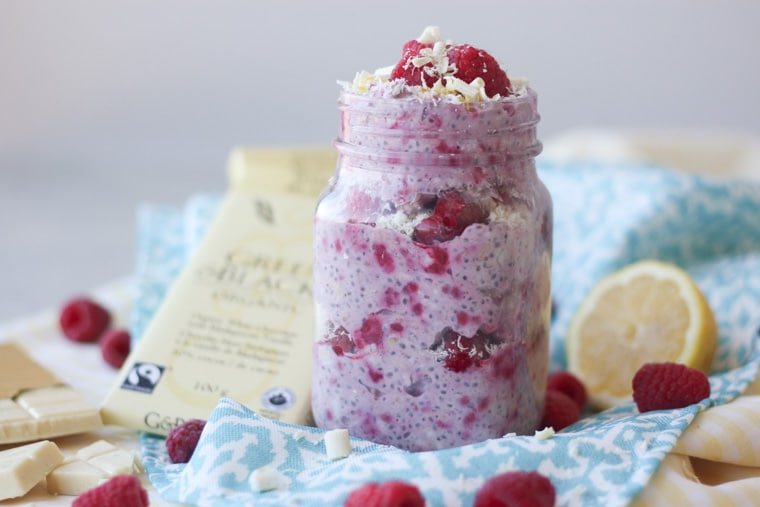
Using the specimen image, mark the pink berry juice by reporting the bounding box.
[312,84,552,451]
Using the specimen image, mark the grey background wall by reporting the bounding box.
[1,0,759,320]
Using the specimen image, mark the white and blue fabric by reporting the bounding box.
[132,162,760,507]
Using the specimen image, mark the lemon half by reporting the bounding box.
[566,260,717,409]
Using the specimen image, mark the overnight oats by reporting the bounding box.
[312,27,552,451]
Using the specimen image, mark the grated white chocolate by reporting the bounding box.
[442,76,489,102]
[340,71,387,95]
[415,39,454,80]
[249,465,280,492]
[510,76,530,89]
[416,26,441,44]
[324,429,352,460]
[488,205,531,229]
[374,65,394,79]
[374,210,431,236]
[534,427,556,440]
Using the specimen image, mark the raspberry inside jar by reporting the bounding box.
[312,82,552,451]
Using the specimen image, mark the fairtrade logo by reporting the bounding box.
[120,362,165,394]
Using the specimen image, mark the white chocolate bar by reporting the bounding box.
[0,440,64,500]
[0,386,102,445]
[45,460,107,496]
[76,440,116,461]
[0,399,30,424]
[87,448,135,477]
[15,386,82,407]
[46,440,137,496]
[101,149,337,435]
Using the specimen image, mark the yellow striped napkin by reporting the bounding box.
[633,373,760,506]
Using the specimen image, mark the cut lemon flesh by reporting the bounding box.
[566,260,717,409]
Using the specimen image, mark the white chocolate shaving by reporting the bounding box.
[375,210,431,236]
[443,76,486,102]
[324,429,352,460]
[374,65,395,79]
[534,427,556,440]
[411,56,433,68]
[249,466,279,492]
[430,78,446,95]
[343,70,389,94]
[509,76,530,90]
[416,26,441,44]
[416,41,451,81]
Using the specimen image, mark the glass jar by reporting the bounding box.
[311,87,552,451]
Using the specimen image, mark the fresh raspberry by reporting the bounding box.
[547,371,587,410]
[422,246,450,275]
[390,39,512,98]
[432,328,496,373]
[344,480,425,507]
[355,315,385,348]
[100,329,131,369]
[328,325,356,356]
[632,362,711,413]
[447,44,511,98]
[59,297,111,343]
[373,243,396,273]
[390,39,437,87]
[474,471,555,507]
[73,475,148,507]
[540,390,580,431]
[412,190,488,245]
[165,419,206,463]
[444,349,475,373]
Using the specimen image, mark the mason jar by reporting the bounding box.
[311,87,552,451]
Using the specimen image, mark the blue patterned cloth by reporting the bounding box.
[134,162,760,507]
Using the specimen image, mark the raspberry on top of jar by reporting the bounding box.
[339,25,529,103]
[314,27,551,452]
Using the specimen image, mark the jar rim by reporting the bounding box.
[338,86,540,137]
[338,86,538,112]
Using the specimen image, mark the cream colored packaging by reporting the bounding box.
[101,147,336,435]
